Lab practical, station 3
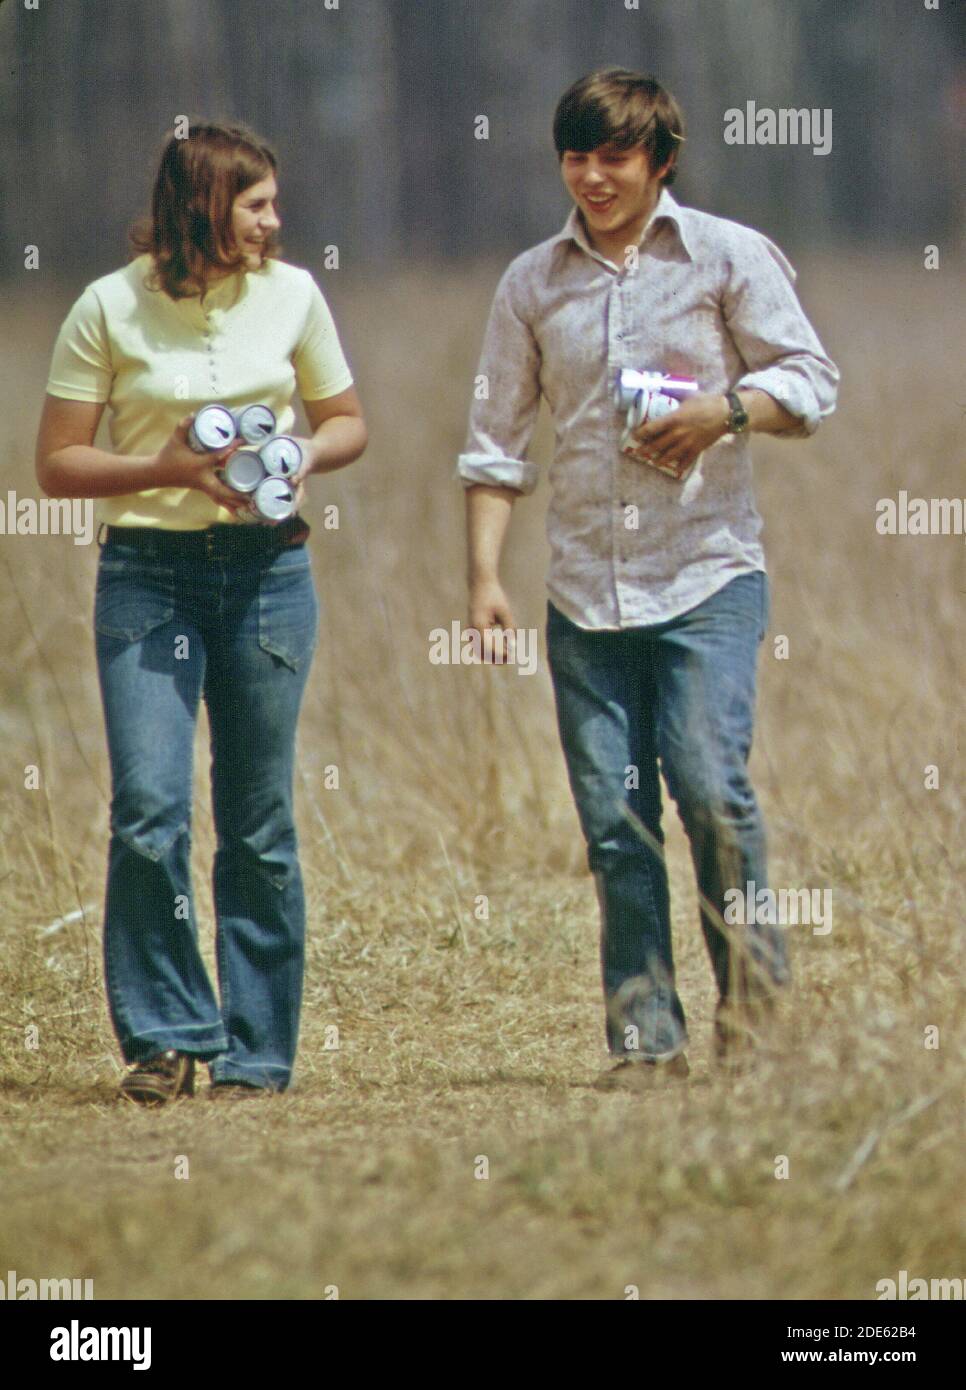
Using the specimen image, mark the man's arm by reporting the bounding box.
[633,386,801,478]
[634,229,838,476]
[466,483,518,634]
[458,262,542,642]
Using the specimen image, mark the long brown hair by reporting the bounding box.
[129,121,280,299]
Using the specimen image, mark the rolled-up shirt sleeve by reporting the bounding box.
[457,263,542,494]
[723,231,839,437]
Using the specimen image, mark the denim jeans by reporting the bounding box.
[546,572,789,1061]
[94,522,318,1090]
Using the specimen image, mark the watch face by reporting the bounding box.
[728,393,748,432]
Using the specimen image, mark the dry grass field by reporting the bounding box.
[0,251,963,1300]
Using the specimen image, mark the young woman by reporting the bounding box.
[36,122,366,1104]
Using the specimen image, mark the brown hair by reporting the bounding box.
[129,121,280,299]
[553,69,686,185]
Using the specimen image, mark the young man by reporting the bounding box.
[459,69,838,1089]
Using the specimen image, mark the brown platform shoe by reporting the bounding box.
[119,1050,195,1106]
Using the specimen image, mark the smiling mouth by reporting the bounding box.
[583,194,617,212]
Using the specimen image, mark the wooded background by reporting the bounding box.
[2,0,963,281]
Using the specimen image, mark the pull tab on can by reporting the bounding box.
[188,404,237,452]
[235,403,276,445]
[259,435,303,479]
[254,476,296,522]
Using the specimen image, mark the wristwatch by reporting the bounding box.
[724,390,749,434]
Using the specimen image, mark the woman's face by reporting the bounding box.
[231,175,281,268]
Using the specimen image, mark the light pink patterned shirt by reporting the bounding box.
[458,188,839,628]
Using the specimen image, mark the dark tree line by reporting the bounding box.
[2,0,962,282]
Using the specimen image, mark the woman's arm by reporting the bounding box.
[299,387,367,475]
[35,396,246,512]
[36,396,158,497]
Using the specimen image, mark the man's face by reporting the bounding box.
[231,175,281,268]
[560,142,669,243]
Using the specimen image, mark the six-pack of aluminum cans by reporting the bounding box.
[188,403,303,521]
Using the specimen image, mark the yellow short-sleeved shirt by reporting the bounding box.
[45,253,354,529]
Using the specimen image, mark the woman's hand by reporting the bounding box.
[266,435,319,521]
[153,415,250,514]
[252,436,314,524]
[286,436,318,500]
[205,433,312,527]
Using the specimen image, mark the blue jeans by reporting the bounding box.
[546,572,789,1061]
[94,522,318,1090]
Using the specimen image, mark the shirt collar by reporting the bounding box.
[550,187,694,267]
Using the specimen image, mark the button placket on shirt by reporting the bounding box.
[579,230,660,596]
[610,269,634,594]
[204,304,221,397]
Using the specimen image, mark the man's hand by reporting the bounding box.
[633,392,729,479]
[468,577,517,664]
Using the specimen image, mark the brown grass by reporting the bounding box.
[0,252,963,1299]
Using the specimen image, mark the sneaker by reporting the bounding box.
[119,1050,195,1106]
[592,1052,690,1092]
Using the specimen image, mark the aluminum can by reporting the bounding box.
[259,435,303,479]
[223,449,266,493]
[620,390,697,480]
[234,403,276,445]
[187,404,237,453]
[627,389,680,431]
[253,476,296,522]
[614,368,699,412]
[653,373,699,399]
